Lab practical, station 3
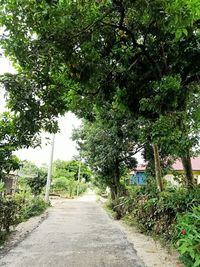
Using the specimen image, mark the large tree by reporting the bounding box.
[72,105,141,198]
[0,0,200,190]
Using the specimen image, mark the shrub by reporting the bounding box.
[176,205,200,267]
[0,197,20,243]
[52,177,88,198]
[27,174,47,196]
[107,184,200,267]
[22,197,48,220]
[0,192,49,243]
[0,181,5,194]
[78,182,88,195]
[111,186,142,219]
[108,185,200,242]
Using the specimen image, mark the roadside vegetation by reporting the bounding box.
[51,159,92,198]
[0,161,49,245]
[0,159,90,245]
[0,1,199,266]
[106,184,200,267]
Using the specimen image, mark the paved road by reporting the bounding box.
[0,192,144,267]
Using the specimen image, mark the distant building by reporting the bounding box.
[130,164,147,185]
[3,171,18,194]
[165,157,200,185]
[130,157,200,186]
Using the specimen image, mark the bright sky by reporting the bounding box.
[15,113,82,166]
[0,52,82,166]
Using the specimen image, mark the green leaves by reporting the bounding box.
[51,159,90,197]
[72,105,139,197]
[19,161,48,196]
[165,0,200,39]
[0,112,22,179]
[177,205,200,267]
[0,0,199,192]
[52,159,92,182]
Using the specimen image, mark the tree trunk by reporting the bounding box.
[110,189,116,200]
[181,155,194,188]
[110,159,120,200]
[152,143,164,192]
[115,159,121,195]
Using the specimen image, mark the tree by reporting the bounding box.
[26,172,47,196]
[72,106,141,199]
[0,0,199,190]
[0,112,21,180]
[53,159,92,182]
[52,159,91,197]
[19,161,47,195]
[140,79,200,188]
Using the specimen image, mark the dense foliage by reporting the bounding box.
[0,112,22,180]
[72,106,141,198]
[0,193,48,243]
[176,206,200,267]
[0,197,19,234]
[0,161,49,243]
[107,184,200,266]
[0,1,200,265]
[0,0,200,190]
[52,160,90,197]
[18,161,48,195]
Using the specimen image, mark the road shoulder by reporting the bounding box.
[99,199,183,267]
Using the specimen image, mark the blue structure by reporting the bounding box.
[132,172,146,185]
[130,164,147,185]
[131,164,147,185]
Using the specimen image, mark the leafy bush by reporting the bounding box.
[53,177,67,190]
[13,191,29,206]
[109,186,142,219]
[27,174,47,196]
[0,181,5,194]
[0,197,20,242]
[52,177,88,198]
[77,182,88,195]
[0,192,48,243]
[176,206,200,267]
[22,197,48,220]
[108,184,200,267]
[109,186,200,242]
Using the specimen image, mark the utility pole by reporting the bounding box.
[77,160,81,196]
[45,134,55,203]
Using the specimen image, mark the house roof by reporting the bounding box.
[172,157,200,171]
[130,164,147,174]
[130,156,200,174]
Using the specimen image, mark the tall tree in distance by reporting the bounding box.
[73,105,142,199]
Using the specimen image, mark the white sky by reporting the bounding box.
[15,113,82,166]
[0,53,82,166]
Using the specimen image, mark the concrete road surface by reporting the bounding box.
[0,192,144,267]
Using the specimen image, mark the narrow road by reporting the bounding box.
[0,192,144,267]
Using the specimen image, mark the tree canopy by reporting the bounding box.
[0,0,200,191]
[72,105,141,197]
[53,159,92,182]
